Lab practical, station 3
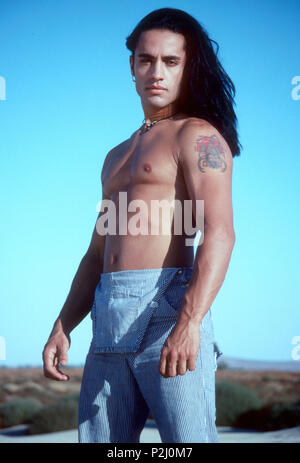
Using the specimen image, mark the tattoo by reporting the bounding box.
[194,134,227,173]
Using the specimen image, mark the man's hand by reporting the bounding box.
[158,319,200,378]
[42,329,71,381]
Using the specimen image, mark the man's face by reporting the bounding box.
[130,29,186,112]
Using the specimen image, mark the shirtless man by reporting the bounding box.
[42,8,240,443]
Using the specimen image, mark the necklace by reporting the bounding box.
[140,113,178,134]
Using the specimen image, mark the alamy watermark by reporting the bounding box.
[0,76,6,100]
[0,336,6,361]
[95,192,204,246]
[291,76,300,101]
[291,335,300,361]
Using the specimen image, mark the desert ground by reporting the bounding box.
[1,360,300,443]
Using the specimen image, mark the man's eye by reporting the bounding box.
[167,60,177,65]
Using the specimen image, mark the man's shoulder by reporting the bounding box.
[176,116,232,159]
[105,129,138,159]
[177,116,220,141]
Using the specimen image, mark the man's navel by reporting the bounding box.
[111,254,118,265]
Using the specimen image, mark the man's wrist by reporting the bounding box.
[177,305,205,326]
[51,317,71,337]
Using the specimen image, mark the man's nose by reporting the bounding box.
[150,59,164,80]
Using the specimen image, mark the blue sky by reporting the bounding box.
[0,0,299,367]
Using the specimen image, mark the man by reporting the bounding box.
[42,8,241,443]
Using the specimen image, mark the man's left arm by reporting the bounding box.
[159,120,236,378]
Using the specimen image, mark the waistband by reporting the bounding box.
[99,266,193,291]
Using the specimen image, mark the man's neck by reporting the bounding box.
[143,102,180,123]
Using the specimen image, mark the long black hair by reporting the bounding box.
[126,8,242,157]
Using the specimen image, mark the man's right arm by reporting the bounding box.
[42,189,110,381]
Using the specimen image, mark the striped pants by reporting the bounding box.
[78,267,221,443]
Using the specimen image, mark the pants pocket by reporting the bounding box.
[92,291,140,352]
[162,282,216,344]
[162,281,189,314]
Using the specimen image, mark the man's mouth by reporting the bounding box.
[145,86,167,93]
[146,85,167,89]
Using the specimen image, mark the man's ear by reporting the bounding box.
[129,55,134,77]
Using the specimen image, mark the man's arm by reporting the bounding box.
[159,119,236,378]
[42,189,109,381]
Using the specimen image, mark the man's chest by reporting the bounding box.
[103,131,181,195]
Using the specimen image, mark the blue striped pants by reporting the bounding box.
[78,267,222,443]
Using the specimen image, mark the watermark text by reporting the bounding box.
[0,76,6,100]
[291,335,300,360]
[0,336,6,361]
[291,76,300,101]
[95,192,204,246]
